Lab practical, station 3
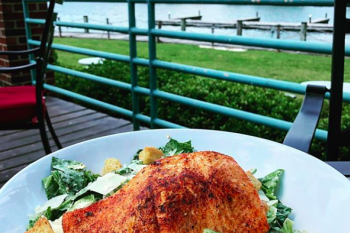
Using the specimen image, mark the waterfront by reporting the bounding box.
[54,3,350,43]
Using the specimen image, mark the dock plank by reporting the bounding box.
[0,114,114,153]
[0,110,101,144]
[0,96,141,188]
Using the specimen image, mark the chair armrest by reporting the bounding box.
[283,85,328,153]
[326,161,350,176]
[0,63,36,73]
[0,47,39,56]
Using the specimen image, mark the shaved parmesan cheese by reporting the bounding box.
[127,163,146,173]
[50,216,63,233]
[89,172,127,195]
[258,190,269,202]
[35,194,68,214]
[69,195,95,211]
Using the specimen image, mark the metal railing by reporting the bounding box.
[22,0,342,142]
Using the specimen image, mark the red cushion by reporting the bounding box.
[0,86,45,123]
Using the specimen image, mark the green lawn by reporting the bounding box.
[54,38,350,83]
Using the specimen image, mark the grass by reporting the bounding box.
[54,37,350,83]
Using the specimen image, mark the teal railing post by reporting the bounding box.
[128,0,140,131]
[22,0,36,83]
[147,0,158,129]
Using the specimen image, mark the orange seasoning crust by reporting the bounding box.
[62,151,269,233]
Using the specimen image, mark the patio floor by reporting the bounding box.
[0,96,137,188]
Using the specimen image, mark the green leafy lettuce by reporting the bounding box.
[203,229,219,233]
[258,170,300,233]
[115,159,144,176]
[159,138,195,157]
[28,157,101,229]
[259,169,284,200]
[69,194,96,211]
[43,157,99,199]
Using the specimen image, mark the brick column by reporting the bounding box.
[0,0,54,86]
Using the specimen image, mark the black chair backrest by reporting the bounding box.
[37,0,63,81]
[34,0,63,117]
[283,85,328,153]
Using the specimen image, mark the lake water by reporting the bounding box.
[55,3,350,44]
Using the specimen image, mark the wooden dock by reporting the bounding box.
[0,96,138,188]
[156,20,333,32]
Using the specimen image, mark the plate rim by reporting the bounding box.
[1,128,348,195]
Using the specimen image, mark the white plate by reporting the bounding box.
[1,129,350,233]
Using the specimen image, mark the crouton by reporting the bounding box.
[101,158,122,176]
[246,171,262,191]
[139,147,164,165]
[25,217,54,233]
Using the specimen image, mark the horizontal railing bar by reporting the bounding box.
[24,0,334,6]
[130,27,148,36]
[43,84,156,125]
[151,29,350,56]
[132,58,149,66]
[153,118,187,128]
[44,84,182,128]
[134,114,185,128]
[26,18,129,33]
[135,113,151,123]
[25,18,45,24]
[134,86,151,95]
[153,60,307,94]
[28,39,131,63]
[48,64,151,95]
[44,84,133,118]
[153,89,328,141]
[47,64,132,90]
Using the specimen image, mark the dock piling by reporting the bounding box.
[57,17,62,38]
[106,18,110,39]
[300,22,307,41]
[83,15,89,33]
[276,24,281,39]
[181,19,186,31]
[237,20,243,36]
[157,21,162,42]
[211,23,215,46]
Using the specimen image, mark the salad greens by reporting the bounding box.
[203,229,219,233]
[42,157,99,199]
[28,138,302,233]
[159,138,195,157]
[258,169,302,233]
[28,157,103,229]
[259,169,284,200]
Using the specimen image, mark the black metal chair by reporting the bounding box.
[0,0,63,154]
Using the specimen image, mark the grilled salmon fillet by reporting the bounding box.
[62,151,269,233]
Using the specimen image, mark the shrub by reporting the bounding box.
[55,60,350,160]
